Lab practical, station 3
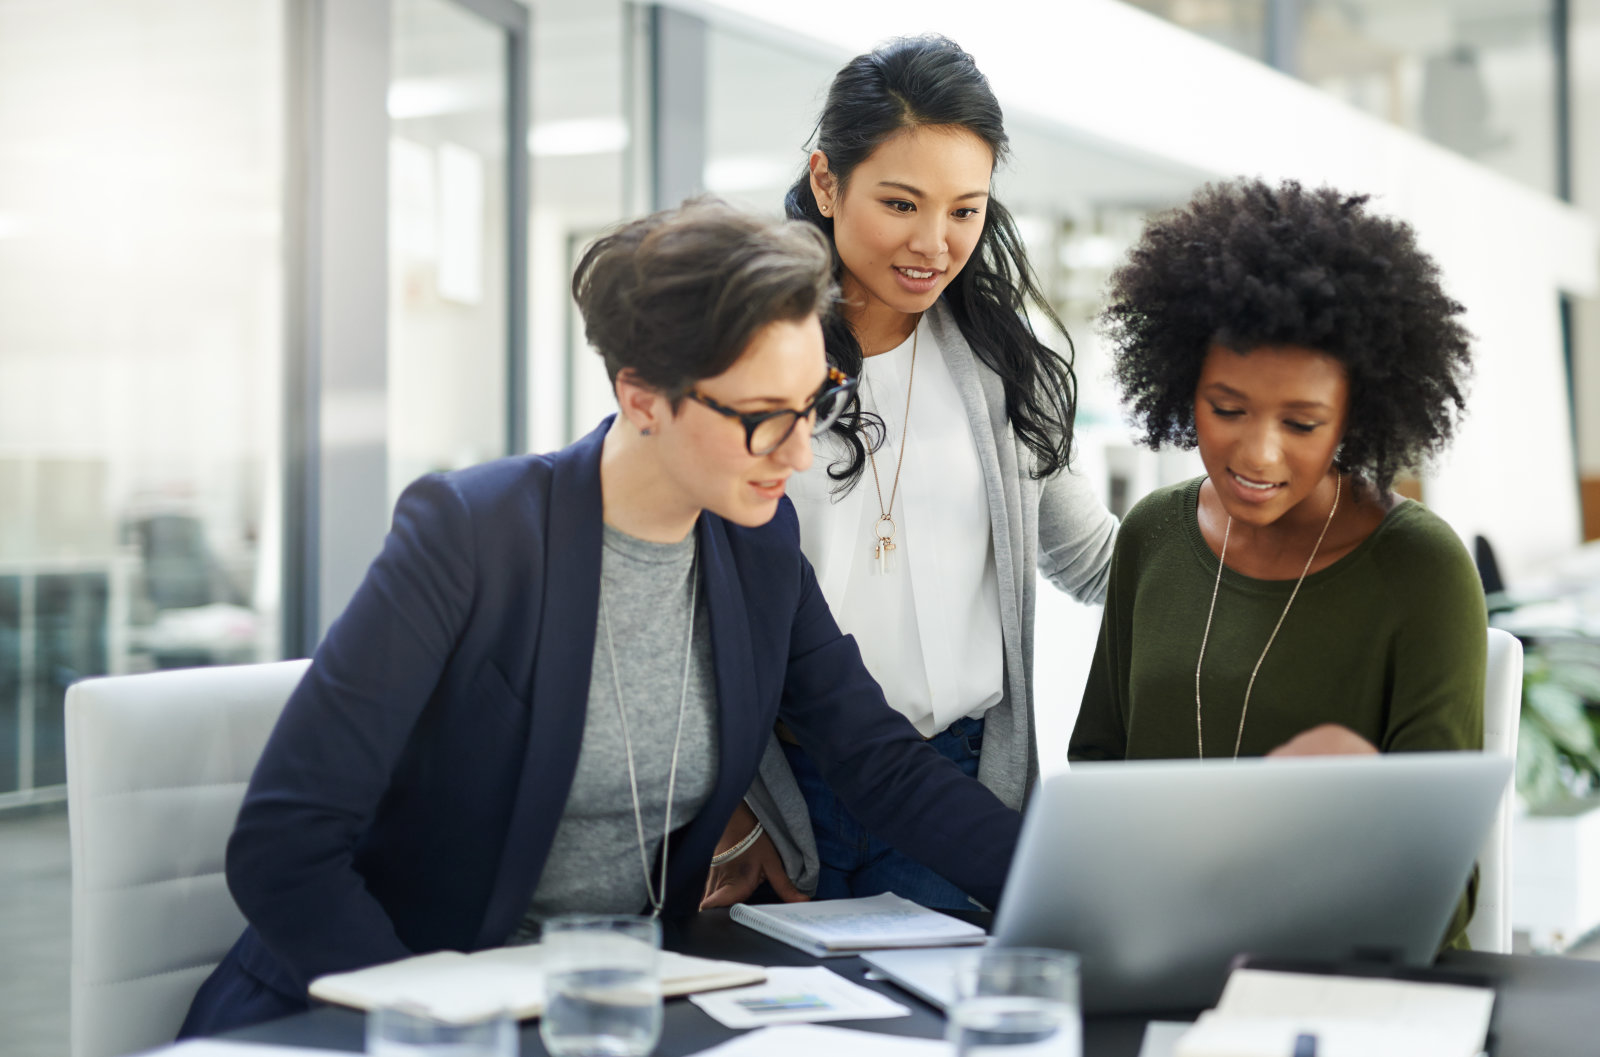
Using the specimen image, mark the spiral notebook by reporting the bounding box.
[729,893,986,957]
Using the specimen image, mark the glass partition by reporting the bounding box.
[388,0,511,503]
[529,0,633,449]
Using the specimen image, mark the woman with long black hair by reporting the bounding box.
[702,35,1116,911]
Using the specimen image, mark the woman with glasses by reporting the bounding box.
[178,199,1021,1037]
[687,365,856,456]
[700,36,1117,911]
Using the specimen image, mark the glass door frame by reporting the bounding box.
[283,0,530,657]
[451,0,531,458]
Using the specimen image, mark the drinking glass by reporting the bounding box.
[538,914,662,1057]
[366,1005,516,1057]
[946,947,1081,1057]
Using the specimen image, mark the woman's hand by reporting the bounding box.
[700,801,808,909]
[1267,723,1379,757]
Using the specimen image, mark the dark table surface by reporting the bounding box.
[226,911,1600,1056]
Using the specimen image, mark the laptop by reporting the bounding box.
[866,752,1511,1014]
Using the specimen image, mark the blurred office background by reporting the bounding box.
[2,1,1600,1053]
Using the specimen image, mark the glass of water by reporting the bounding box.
[947,947,1081,1057]
[366,1005,516,1057]
[538,914,662,1057]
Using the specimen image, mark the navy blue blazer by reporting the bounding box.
[182,419,1020,1035]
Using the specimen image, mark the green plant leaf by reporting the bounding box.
[1525,681,1598,755]
[1517,718,1572,807]
[1548,662,1600,702]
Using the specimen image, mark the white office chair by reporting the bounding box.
[1465,627,1523,954]
[65,660,310,1057]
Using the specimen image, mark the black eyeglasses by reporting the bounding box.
[687,367,860,456]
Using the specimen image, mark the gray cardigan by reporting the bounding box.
[747,301,1119,893]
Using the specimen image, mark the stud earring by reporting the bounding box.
[640,427,652,437]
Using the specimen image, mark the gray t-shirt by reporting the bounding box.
[512,523,718,940]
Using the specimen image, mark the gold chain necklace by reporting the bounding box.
[1194,474,1341,759]
[866,322,918,575]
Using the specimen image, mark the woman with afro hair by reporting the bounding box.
[1069,178,1485,944]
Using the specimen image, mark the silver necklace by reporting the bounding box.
[1194,475,1341,759]
[599,545,698,917]
[865,322,918,575]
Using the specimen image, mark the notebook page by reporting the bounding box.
[1202,969,1493,1056]
[686,1024,948,1057]
[478,944,765,994]
[1176,1014,1481,1057]
[741,893,984,944]
[311,944,767,1022]
[309,950,544,1022]
[1217,969,1492,1035]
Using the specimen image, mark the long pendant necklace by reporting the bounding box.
[599,546,698,917]
[1194,475,1341,759]
[866,322,918,575]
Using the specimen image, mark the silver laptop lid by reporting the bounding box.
[993,752,1511,1013]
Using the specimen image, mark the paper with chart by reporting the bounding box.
[688,966,910,1028]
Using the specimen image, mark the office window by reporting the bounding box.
[1122,0,1272,62]
[1304,0,1559,197]
[0,0,284,803]
[388,0,511,502]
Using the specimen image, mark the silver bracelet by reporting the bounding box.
[709,821,764,867]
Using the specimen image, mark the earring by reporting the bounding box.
[819,203,830,215]
[640,427,652,437]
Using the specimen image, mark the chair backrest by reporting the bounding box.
[66,660,309,1057]
[1466,627,1523,953]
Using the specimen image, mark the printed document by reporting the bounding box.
[1174,968,1494,1057]
[687,1024,948,1057]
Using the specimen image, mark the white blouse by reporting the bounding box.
[785,316,1004,737]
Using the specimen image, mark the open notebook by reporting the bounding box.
[309,945,765,1023]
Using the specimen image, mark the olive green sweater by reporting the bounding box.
[1070,477,1487,947]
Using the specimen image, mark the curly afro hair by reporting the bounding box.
[1103,178,1472,493]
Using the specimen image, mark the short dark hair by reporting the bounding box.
[572,197,835,405]
[784,35,1079,486]
[1104,178,1473,492]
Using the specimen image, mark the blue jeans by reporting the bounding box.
[782,715,985,911]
